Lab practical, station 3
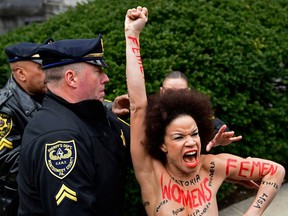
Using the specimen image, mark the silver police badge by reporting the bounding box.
[45,140,77,179]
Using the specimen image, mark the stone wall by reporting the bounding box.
[0,0,86,35]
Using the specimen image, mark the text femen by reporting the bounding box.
[226,158,278,177]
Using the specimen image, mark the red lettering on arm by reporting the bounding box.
[268,164,278,176]
[250,161,261,177]
[261,163,270,176]
[127,36,143,75]
[132,47,140,55]
[226,158,237,176]
[127,36,139,46]
[238,161,250,177]
[140,65,144,74]
[261,163,278,176]
[251,161,278,177]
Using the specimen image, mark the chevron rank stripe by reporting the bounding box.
[55,184,77,205]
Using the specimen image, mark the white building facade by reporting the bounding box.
[0,0,86,34]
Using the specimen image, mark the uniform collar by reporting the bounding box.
[7,76,42,115]
[46,90,109,124]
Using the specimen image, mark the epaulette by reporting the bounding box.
[0,89,13,107]
[103,100,113,111]
[117,117,130,126]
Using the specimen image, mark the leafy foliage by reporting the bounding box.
[0,0,287,214]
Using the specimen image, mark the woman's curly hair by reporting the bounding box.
[145,89,214,164]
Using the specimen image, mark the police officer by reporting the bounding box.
[0,42,48,216]
[17,35,130,216]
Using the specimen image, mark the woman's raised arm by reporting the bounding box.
[125,6,151,182]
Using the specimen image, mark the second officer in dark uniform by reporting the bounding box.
[17,35,130,216]
[0,42,47,216]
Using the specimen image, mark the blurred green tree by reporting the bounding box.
[0,0,287,214]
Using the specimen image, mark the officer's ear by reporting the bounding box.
[65,69,77,88]
[13,66,27,82]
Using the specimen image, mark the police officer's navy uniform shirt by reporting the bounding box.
[17,91,130,215]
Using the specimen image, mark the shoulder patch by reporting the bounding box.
[0,113,13,150]
[45,140,77,179]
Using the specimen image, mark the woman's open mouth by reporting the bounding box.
[183,150,198,168]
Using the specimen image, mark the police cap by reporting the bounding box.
[5,42,42,64]
[38,34,109,69]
